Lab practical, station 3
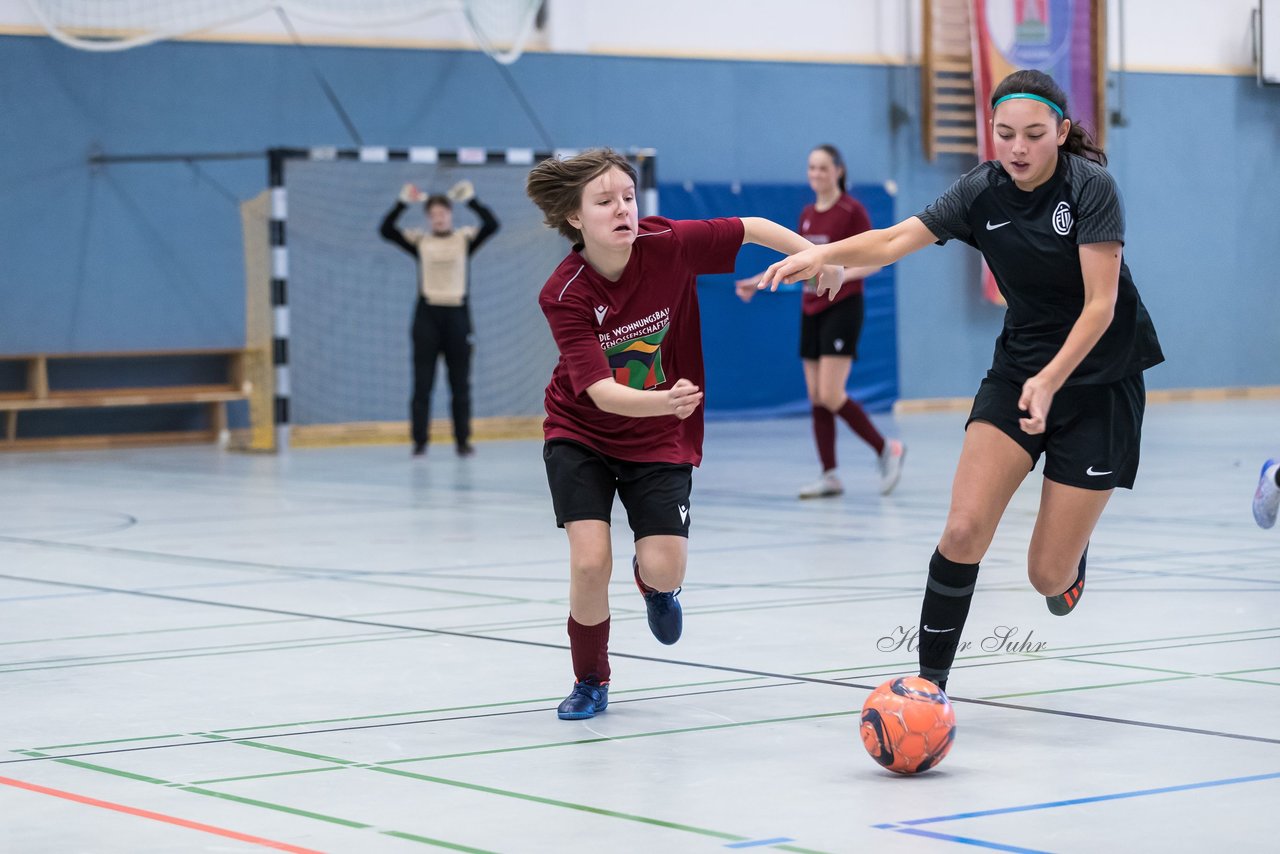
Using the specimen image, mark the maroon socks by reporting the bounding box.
[567,615,610,685]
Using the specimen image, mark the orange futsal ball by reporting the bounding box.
[860,676,955,774]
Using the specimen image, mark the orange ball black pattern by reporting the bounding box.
[859,676,956,774]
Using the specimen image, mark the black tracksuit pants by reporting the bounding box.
[411,297,472,447]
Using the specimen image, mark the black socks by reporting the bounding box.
[917,547,979,691]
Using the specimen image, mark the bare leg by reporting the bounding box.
[813,354,855,414]
[566,520,612,625]
[917,421,1033,689]
[634,534,688,592]
[1027,479,1111,596]
[937,421,1033,562]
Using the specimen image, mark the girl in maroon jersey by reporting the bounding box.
[527,148,843,720]
[737,145,905,499]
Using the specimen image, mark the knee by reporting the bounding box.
[637,556,686,592]
[1027,552,1077,596]
[938,515,992,564]
[570,557,612,591]
[817,390,845,412]
[1027,572,1059,596]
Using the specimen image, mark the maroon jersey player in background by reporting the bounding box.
[738,145,905,499]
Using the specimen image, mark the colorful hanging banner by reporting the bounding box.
[970,0,1105,303]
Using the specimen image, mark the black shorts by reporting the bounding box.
[543,439,693,539]
[799,293,863,360]
[966,371,1146,490]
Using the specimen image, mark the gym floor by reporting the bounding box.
[2,399,1277,853]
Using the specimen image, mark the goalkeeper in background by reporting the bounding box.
[380,179,500,456]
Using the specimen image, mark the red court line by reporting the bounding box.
[0,775,326,853]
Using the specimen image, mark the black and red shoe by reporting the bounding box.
[1046,544,1088,616]
[633,556,682,644]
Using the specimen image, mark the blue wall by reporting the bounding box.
[658,180,898,415]
[2,35,1278,398]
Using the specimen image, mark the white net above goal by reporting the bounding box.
[21,0,543,63]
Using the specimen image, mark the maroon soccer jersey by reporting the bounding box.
[798,193,873,315]
[539,216,745,466]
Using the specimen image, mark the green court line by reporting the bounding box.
[0,617,305,648]
[21,748,829,852]
[1046,657,1207,677]
[1204,674,1280,686]
[189,764,346,786]
[1048,658,1280,686]
[1217,665,1280,675]
[18,752,368,829]
[0,631,436,675]
[1011,626,1280,655]
[0,593,568,650]
[25,675,772,752]
[190,709,857,785]
[365,764,812,849]
[18,750,495,851]
[1,627,416,670]
[448,589,939,634]
[978,650,1280,699]
[26,732,191,751]
[288,575,556,606]
[801,654,1007,677]
[11,593,1268,675]
[15,753,171,786]
[377,831,499,853]
[18,625,1278,756]
[982,674,1196,699]
[0,537,559,607]
[991,633,1280,677]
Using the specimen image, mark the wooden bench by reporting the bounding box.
[0,349,252,450]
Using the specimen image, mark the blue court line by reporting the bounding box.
[896,770,1280,826]
[724,838,795,849]
[886,827,1050,853]
[874,771,1280,852]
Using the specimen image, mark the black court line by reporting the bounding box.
[4,571,1278,755]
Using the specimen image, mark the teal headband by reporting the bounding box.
[993,92,1064,118]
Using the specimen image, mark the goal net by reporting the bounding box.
[240,147,658,451]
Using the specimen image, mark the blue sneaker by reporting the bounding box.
[1046,544,1087,616]
[1253,459,1279,530]
[556,681,608,720]
[633,556,682,644]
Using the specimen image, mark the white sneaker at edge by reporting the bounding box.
[799,470,843,499]
[877,439,906,496]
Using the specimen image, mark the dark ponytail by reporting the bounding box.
[991,69,1106,166]
[812,144,847,192]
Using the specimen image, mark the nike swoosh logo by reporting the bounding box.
[986,221,1011,230]
[1086,466,1113,476]
[922,625,955,633]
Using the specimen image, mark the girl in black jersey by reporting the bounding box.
[380,180,500,457]
[760,70,1164,693]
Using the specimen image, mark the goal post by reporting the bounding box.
[239,145,658,452]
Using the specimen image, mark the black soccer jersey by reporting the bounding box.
[917,152,1163,386]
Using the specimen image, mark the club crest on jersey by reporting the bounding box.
[1052,201,1073,236]
[605,325,669,389]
